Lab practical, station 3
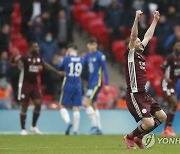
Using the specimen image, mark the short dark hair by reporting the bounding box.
[67,43,78,50]
[87,37,98,44]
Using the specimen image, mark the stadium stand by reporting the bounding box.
[0,0,180,110]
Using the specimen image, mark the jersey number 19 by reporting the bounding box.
[68,62,82,77]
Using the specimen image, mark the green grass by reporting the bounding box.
[0,135,180,154]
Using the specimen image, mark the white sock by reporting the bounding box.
[60,108,70,124]
[86,106,97,127]
[73,111,80,133]
[95,110,102,130]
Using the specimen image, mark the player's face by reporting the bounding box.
[30,43,39,54]
[174,42,180,57]
[87,42,97,52]
[135,38,144,53]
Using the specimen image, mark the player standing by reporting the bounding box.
[59,44,83,135]
[124,10,167,149]
[83,38,109,134]
[161,41,180,137]
[11,42,62,135]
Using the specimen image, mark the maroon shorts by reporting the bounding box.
[18,82,42,102]
[126,92,162,122]
[162,79,176,98]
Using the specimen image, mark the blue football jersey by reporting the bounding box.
[84,50,109,88]
[58,55,83,106]
[58,55,83,88]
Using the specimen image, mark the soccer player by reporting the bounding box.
[124,10,167,149]
[11,42,63,135]
[59,44,83,135]
[83,38,109,134]
[161,41,180,137]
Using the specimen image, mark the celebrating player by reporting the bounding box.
[11,42,63,135]
[83,38,109,134]
[59,44,83,135]
[124,10,167,149]
[161,41,180,137]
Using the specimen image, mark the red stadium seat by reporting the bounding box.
[83,17,101,32]
[148,36,158,55]
[83,0,92,6]
[87,19,110,48]
[146,55,164,68]
[11,33,23,41]
[89,23,106,37]
[80,12,97,29]
[151,75,163,97]
[97,28,110,49]
[87,18,104,32]
[122,27,131,39]
[97,11,105,20]
[12,39,28,54]
[146,55,164,96]
[72,4,89,23]
[112,40,126,63]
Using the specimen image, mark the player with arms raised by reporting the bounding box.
[124,10,167,149]
[161,41,180,137]
[11,42,63,135]
[59,44,83,135]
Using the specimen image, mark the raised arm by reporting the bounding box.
[142,11,160,47]
[129,10,143,49]
[43,60,65,76]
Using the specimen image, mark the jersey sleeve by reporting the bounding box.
[99,54,109,85]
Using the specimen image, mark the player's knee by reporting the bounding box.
[86,106,94,115]
[34,100,41,107]
[157,110,167,123]
[147,121,154,129]
[35,103,41,111]
[21,104,28,113]
[143,118,154,129]
[161,113,167,122]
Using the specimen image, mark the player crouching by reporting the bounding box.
[124,10,167,149]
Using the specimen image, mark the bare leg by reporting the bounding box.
[20,101,29,130]
[32,99,42,127]
[165,95,177,128]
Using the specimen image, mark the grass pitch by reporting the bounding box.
[0,135,180,154]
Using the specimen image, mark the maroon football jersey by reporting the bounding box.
[125,49,147,93]
[161,53,180,84]
[19,52,43,84]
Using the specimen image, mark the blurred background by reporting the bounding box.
[0,0,180,134]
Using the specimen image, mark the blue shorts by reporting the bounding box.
[60,85,82,107]
[85,84,102,102]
